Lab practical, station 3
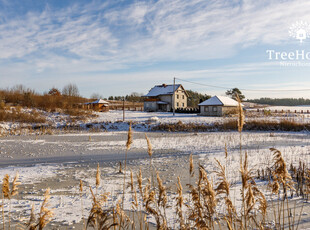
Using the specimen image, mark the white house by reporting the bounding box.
[143,84,188,112]
[198,96,241,116]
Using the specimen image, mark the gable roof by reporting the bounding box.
[144,84,188,97]
[89,99,109,104]
[198,96,240,106]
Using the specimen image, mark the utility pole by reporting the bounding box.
[123,97,125,121]
[173,77,176,116]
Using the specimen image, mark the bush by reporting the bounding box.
[0,109,46,123]
[152,119,310,132]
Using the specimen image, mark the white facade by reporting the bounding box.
[144,84,188,112]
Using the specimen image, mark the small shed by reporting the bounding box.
[85,99,109,112]
[198,96,241,116]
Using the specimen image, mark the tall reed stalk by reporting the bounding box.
[122,122,133,208]
[79,180,85,230]
[2,172,20,230]
[145,133,154,186]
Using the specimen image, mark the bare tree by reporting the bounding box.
[62,83,79,97]
[48,88,61,96]
[90,93,103,100]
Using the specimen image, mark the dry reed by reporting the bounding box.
[2,172,21,229]
[96,163,100,189]
[79,180,85,230]
[87,186,117,229]
[189,153,194,177]
[145,133,153,158]
[38,188,54,230]
[123,123,133,208]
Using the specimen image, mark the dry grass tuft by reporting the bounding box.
[126,123,133,150]
[38,188,54,229]
[87,187,117,230]
[145,133,153,158]
[2,172,21,199]
[96,163,100,189]
[214,159,230,197]
[26,203,36,230]
[2,174,10,199]
[130,170,134,192]
[187,164,217,229]
[156,172,167,208]
[270,148,295,197]
[176,176,185,229]
[236,94,245,133]
[137,168,143,194]
[11,172,21,197]
[79,180,83,193]
[189,153,194,177]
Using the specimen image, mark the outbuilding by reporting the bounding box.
[85,99,109,112]
[198,96,241,116]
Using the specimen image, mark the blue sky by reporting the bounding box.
[1,0,310,99]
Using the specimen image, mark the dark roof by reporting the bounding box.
[144,84,185,97]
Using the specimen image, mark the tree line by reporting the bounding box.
[247,98,310,106]
[0,83,86,111]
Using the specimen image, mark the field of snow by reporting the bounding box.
[0,131,310,228]
[1,109,310,136]
[93,110,310,124]
[265,105,310,113]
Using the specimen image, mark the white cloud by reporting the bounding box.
[1,0,310,63]
[1,0,310,98]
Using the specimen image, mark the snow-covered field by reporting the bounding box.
[0,131,310,228]
[264,105,310,113]
[1,110,310,228]
[92,109,310,124]
[1,109,310,135]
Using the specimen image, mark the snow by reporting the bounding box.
[198,95,240,106]
[144,84,181,97]
[264,106,310,113]
[2,109,310,136]
[93,110,223,124]
[87,99,109,104]
[0,131,309,227]
[0,164,61,184]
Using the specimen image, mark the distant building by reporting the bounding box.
[198,96,241,116]
[143,84,188,112]
[84,99,109,112]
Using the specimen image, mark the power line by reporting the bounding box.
[175,77,310,92]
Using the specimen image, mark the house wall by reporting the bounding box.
[174,88,187,109]
[86,103,109,112]
[199,106,237,116]
[143,85,188,112]
[144,101,158,112]
[159,95,172,104]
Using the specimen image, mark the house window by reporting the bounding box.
[176,94,179,99]
[182,95,184,99]
[177,102,179,107]
[213,106,217,112]
[182,103,184,107]
[204,107,209,112]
